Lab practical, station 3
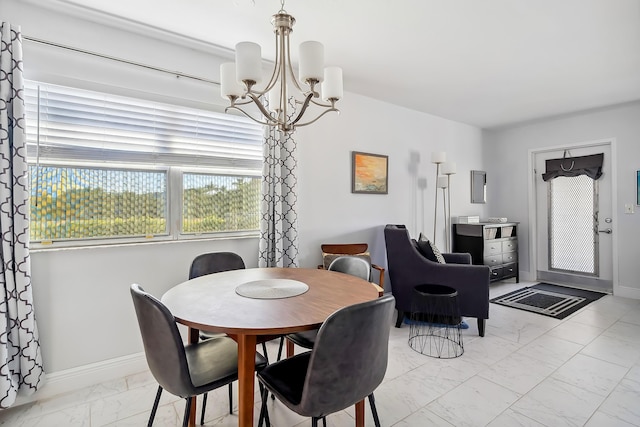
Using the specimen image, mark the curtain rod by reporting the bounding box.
[23,36,221,86]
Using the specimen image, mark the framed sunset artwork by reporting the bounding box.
[351,151,388,194]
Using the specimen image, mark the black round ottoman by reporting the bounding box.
[408,284,464,358]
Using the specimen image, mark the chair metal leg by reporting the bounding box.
[368,393,381,427]
[269,337,286,400]
[263,384,271,426]
[148,385,163,427]
[182,397,193,427]
[262,342,270,364]
[258,383,270,427]
[322,416,327,427]
[312,417,319,427]
[276,336,284,361]
[200,393,208,425]
[271,336,284,401]
[228,383,233,414]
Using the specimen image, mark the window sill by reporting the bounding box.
[30,232,260,253]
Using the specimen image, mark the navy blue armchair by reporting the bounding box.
[384,224,490,336]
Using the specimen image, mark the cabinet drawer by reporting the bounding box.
[484,254,503,266]
[490,267,503,280]
[503,263,517,278]
[484,241,502,255]
[502,252,518,264]
[502,239,518,253]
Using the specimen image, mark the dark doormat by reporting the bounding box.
[490,282,606,319]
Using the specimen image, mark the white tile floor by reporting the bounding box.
[2,280,640,426]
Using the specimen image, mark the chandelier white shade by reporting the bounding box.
[220,3,342,133]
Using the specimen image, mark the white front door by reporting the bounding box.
[533,142,613,292]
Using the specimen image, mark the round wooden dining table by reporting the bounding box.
[161,267,380,427]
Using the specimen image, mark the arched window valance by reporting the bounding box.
[542,152,603,182]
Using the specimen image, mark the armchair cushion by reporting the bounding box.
[442,252,472,264]
[416,233,446,264]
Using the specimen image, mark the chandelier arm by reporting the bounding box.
[245,92,284,126]
[289,92,315,126]
[224,105,275,126]
[292,95,315,105]
[231,98,255,106]
[256,32,283,96]
[291,96,333,108]
[278,27,288,126]
[293,108,339,128]
[308,98,334,108]
[285,30,305,93]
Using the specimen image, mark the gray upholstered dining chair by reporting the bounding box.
[257,294,395,427]
[130,283,268,427]
[189,252,245,423]
[189,251,278,422]
[189,252,269,425]
[189,251,246,280]
[318,243,386,288]
[284,256,373,350]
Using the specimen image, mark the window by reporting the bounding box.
[182,173,260,234]
[25,81,263,245]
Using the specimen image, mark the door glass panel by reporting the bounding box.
[548,175,597,275]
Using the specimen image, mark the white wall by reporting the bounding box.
[296,94,487,272]
[2,0,486,399]
[484,102,640,298]
[30,238,259,371]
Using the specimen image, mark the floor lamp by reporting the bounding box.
[442,162,457,252]
[431,151,446,242]
[437,176,448,250]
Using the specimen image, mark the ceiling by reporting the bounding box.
[55,0,640,129]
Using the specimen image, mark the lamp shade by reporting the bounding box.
[431,151,446,164]
[442,162,457,175]
[437,176,449,188]
[299,41,324,83]
[321,67,343,101]
[235,42,262,84]
[220,63,244,98]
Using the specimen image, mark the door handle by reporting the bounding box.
[598,228,612,234]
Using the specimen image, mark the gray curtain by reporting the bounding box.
[259,99,299,267]
[0,21,44,408]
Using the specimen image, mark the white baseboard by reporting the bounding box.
[13,352,147,407]
[614,284,640,300]
[520,270,534,282]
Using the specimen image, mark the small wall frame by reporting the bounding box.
[636,170,640,205]
[351,151,388,194]
[471,170,487,204]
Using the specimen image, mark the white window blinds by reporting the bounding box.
[24,81,264,169]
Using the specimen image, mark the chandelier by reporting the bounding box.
[219,0,343,133]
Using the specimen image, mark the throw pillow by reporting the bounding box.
[416,233,446,264]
